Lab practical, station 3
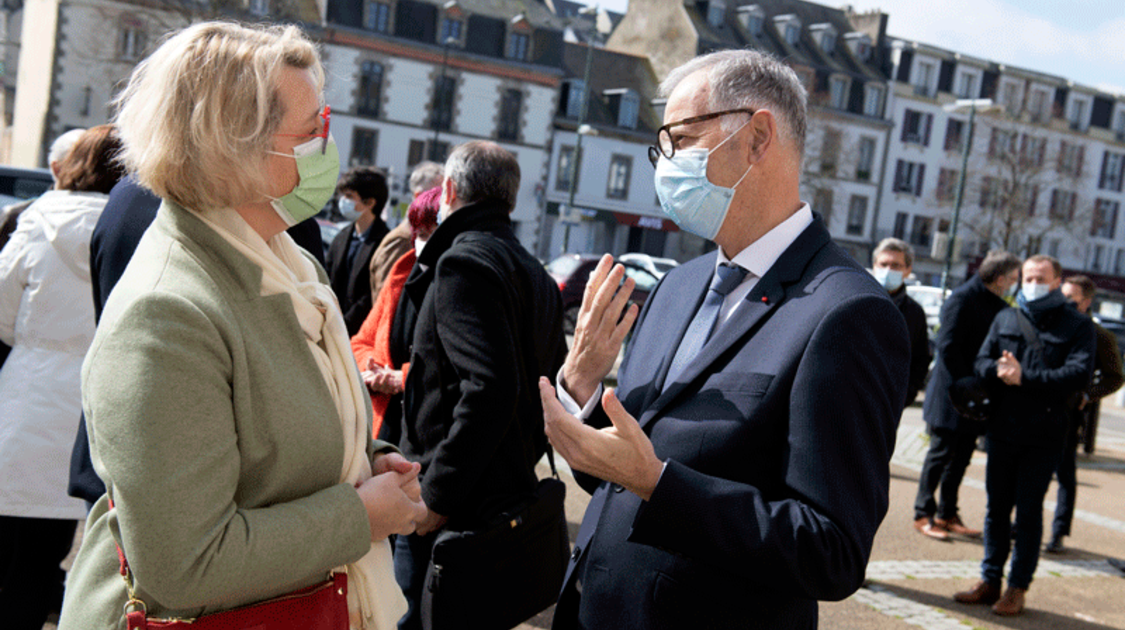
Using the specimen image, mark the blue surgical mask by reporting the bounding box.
[1021,282,1051,302]
[654,121,752,240]
[873,268,904,292]
[337,196,361,221]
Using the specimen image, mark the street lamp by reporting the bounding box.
[560,4,599,255]
[940,98,1001,296]
[430,36,457,161]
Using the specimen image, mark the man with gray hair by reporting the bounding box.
[540,49,908,628]
[368,160,445,300]
[392,141,567,629]
[872,237,931,406]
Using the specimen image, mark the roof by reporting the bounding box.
[559,41,661,135]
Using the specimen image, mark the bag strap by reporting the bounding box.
[1015,309,1045,356]
[545,444,559,480]
[107,497,151,627]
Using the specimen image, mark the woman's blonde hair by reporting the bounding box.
[114,21,323,211]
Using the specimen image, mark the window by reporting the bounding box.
[812,188,834,225]
[979,176,1000,210]
[901,109,932,145]
[365,1,391,33]
[856,136,875,181]
[914,61,934,97]
[707,0,725,27]
[936,168,959,203]
[863,85,883,117]
[739,6,764,35]
[893,160,925,196]
[1117,249,1125,274]
[1059,141,1085,177]
[430,74,456,131]
[910,216,933,248]
[607,155,632,199]
[1099,151,1125,192]
[1019,135,1046,168]
[119,25,146,61]
[564,80,585,119]
[408,140,426,167]
[1069,98,1088,130]
[955,71,977,99]
[785,24,800,45]
[557,145,577,192]
[440,17,463,44]
[820,129,840,176]
[497,89,522,141]
[1092,199,1120,238]
[944,119,965,152]
[349,128,377,166]
[893,212,908,239]
[829,77,848,110]
[846,195,867,235]
[1049,239,1061,258]
[1115,110,1125,135]
[1001,82,1021,116]
[1049,189,1078,221]
[1091,244,1105,271]
[1028,88,1050,122]
[1016,183,1039,216]
[427,140,450,163]
[506,32,529,61]
[988,128,1017,159]
[357,61,383,117]
[618,92,640,129]
[248,0,268,16]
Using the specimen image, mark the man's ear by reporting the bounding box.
[441,176,457,207]
[745,110,775,163]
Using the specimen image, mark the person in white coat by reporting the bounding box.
[0,124,125,629]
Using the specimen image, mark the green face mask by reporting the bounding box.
[268,132,340,227]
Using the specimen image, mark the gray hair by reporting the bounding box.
[978,250,1021,284]
[660,49,807,157]
[444,141,520,211]
[409,161,445,196]
[873,237,914,269]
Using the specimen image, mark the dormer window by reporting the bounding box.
[563,79,585,119]
[605,88,640,129]
[810,24,836,54]
[248,0,268,16]
[507,14,532,61]
[706,0,726,28]
[737,4,764,35]
[440,1,466,46]
[1069,95,1091,131]
[844,32,871,61]
[774,14,801,46]
[829,76,848,109]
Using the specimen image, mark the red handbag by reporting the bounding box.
[109,501,349,630]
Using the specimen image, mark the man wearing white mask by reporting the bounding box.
[955,254,1095,616]
[540,49,909,629]
[326,166,390,334]
[872,238,931,406]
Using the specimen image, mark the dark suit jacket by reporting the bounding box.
[554,217,909,630]
[68,177,326,504]
[325,217,388,335]
[922,275,1009,433]
[891,287,931,406]
[399,201,567,520]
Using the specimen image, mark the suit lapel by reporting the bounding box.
[639,258,713,407]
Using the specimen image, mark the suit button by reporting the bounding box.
[571,546,582,561]
[613,484,625,493]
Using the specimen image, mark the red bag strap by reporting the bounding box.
[108,496,151,628]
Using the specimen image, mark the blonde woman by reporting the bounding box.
[58,22,425,629]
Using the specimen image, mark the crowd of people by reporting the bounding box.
[0,19,1122,630]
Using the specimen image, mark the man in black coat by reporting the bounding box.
[325,166,389,334]
[955,255,1095,616]
[913,250,1020,540]
[392,141,567,629]
[872,238,931,406]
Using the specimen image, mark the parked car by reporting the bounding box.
[0,165,54,208]
[905,284,944,338]
[618,252,678,278]
[545,253,660,334]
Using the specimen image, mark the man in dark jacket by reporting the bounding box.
[872,237,931,406]
[914,251,1020,540]
[392,141,567,629]
[325,166,389,334]
[955,255,1095,616]
[1046,275,1124,553]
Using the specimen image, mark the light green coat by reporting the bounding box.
[60,202,384,629]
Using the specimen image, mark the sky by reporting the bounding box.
[575,0,1125,95]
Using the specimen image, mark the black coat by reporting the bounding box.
[891,287,931,406]
[922,275,1009,433]
[325,217,388,335]
[975,295,1095,445]
[398,200,567,521]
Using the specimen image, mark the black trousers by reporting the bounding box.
[914,425,978,520]
[0,515,78,630]
[1052,409,1085,538]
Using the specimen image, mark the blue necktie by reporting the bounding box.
[665,263,749,388]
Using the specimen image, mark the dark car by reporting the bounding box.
[0,165,53,208]
[545,253,660,334]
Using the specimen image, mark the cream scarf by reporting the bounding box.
[196,209,406,630]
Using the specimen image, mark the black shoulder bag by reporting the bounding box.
[421,448,570,630]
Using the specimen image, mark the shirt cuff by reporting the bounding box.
[555,366,603,420]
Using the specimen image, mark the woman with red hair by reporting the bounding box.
[352,186,440,440]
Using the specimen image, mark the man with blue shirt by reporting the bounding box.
[955,254,1095,616]
[539,49,908,630]
[325,166,389,334]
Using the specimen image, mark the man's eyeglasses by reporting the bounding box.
[277,104,331,154]
[647,108,756,167]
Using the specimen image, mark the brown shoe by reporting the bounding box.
[935,516,982,538]
[991,587,1026,616]
[954,580,1001,605]
[914,516,950,540]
